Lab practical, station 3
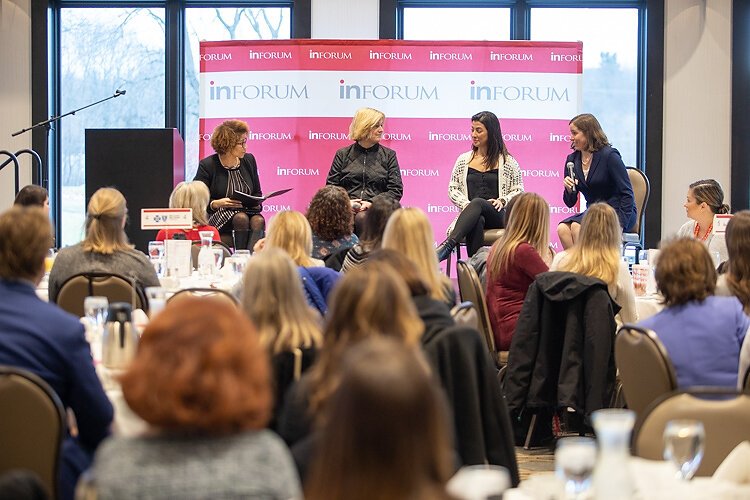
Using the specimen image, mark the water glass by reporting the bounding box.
[631,264,650,297]
[663,419,705,480]
[148,240,165,259]
[447,465,510,500]
[225,256,247,279]
[233,249,251,261]
[83,296,109,327]
[212,248,225,270]
[555,437,597,498]
[144,286,166,319]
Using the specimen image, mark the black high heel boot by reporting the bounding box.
[232,230,250,252]
[436,238,458,262]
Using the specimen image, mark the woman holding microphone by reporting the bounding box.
[557,113,636,249]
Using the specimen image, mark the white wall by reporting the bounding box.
[662,0,732,239]
[0,0,33,210]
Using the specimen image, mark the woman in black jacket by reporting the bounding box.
[326,107,403,233]
[194,119,265,250]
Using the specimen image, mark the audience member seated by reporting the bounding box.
[0,206,112,500]
[256,210,340,315]
[368,250,520,483]
[277,264,423,480]
[91,297,301,499]
[716,210,750,314]
[677,179,730,265]
[340,194,401,273]
[14,184,50,215]
[550,203,637,325]
[305,337,455,500]
[383,207,456,306]
[306,185,359,263]
[48,188,159,303]
[155,181,220,242]
[240,248,324,427]
[638,238,750,389]
[486,192,553,351]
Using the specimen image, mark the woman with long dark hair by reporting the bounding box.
[437,111,523,261]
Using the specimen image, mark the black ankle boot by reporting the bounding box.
[436,238,458,262]
[248,229,265,254]
[232,230,250,251]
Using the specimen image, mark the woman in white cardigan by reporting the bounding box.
[436,111,524,261]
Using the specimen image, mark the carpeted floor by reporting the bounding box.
[516,445,556,481]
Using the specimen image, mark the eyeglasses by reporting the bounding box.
[237,139,247,146]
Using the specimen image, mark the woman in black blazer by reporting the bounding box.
[558,113,636,249]
[194,119,265,250]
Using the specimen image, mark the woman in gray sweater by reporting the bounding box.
[48,187,159,303]
[92,296,301,499]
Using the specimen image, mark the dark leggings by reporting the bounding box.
[219,212,265,250]
[448,198,506,257]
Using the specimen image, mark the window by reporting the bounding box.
[531,8,639,166]
[60,7,165,246]
[402,8,510,41]
[184,7,291,180]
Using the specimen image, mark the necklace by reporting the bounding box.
[693,222,713,241]
[220,157,240,169]
[582,154,592,167]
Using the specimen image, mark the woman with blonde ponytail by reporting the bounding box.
[48,187,160,302]
[550,202,637,324]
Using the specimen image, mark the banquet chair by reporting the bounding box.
[615,325,677,426]
[446,228,505,278]
[0,366,66,499]
[168,287,238,307]
[55,272,147,317]
[450,301,479,331]
[456,260,507,367]
[634,389,750,476]
[623,167,650,245]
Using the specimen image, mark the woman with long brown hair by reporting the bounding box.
[306,337,455,500]
[486,192,553,351]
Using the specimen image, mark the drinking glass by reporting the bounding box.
[83,296,109,327]
[555,437,597,498]
[663,419,705,480]
[149,256,165,278]
[148,240,165,259]
[145,286,166,319]
[233,249,251,261]
[44,248,56,274]
[225,256,247,279]
[212,248,225,270]
[446,465,510,500]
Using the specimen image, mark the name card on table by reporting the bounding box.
[141,208,192,230]
[713,214,733,234]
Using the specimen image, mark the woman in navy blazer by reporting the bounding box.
[558,113,636,249]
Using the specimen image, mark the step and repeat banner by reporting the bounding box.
[198,39,582,249]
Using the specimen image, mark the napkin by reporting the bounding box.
[712,441,750,484]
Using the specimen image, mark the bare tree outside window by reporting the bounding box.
[60,8,165,246]
[184,8,291,180]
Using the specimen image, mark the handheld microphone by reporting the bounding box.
[351,202,362,212]
[115,89,127,96]
[567,161,576,192]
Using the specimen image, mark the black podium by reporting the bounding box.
[85,129,185,253]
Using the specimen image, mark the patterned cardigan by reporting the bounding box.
[445,150,524,235]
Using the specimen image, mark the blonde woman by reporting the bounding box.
[49,187,159,302]
[550,202,637,324]
[383,207,455,306]
[258,211,340,315]
[486,193,553,351]
[241,248,323,427]
[155,181,220,242]
[326,107,403,233]
[277,264,423,455]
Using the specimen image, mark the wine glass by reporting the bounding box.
[83,296,109,327]
[555,437,597,498]
[446,465,510,500]
[663,419,705,480]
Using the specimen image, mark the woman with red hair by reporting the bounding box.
[91,297,300,498]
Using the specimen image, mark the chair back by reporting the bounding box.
[634,389,750,476]
[615,325,678,424]
[56,272,147,317]
[0,366,65,499]
[168,287,238,307]
[450,301,479,331]
[626,167,650,235]
[456,260,497,355]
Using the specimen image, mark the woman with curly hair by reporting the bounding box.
[716,210,750,314]
[306,185,359,261]
[92,297,301,498]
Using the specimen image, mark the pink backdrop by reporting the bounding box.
[198,39,582,252]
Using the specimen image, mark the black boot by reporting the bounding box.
[248,229,265,254]
[232,230,250,251]
[436,238,458,262]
